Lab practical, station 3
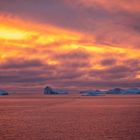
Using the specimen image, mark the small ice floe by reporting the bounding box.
[80,90,104,96]
[44,86,68,95]
[0,89,8,96]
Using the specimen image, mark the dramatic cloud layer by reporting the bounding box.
[0,0,140,93]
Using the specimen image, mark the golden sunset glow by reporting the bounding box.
[0,26,31,40]
[0,16,140,68]
[0,16,85,50]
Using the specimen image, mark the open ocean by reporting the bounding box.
[0,95,140,140]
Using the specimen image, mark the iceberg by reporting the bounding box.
[80,90,103,96]
[106,88,124,94]
[106,88,140,94]
[44,86,68,94]
[123,88,140,94]
[0,89,8,96]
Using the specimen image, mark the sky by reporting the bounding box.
[0,0,140,93]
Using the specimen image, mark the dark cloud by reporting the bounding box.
[90,62,140,81]
[0,59,140,92]
[101,58,117,66]
[0,59,43,69]
[54,48,89,60]
[106,65,130,74]
[47,78,140,90]
[124,59,140,68]
[52,48,91,68]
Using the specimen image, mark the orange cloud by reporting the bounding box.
[0,15,85,47]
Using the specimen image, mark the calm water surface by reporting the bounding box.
[0,95,140,140]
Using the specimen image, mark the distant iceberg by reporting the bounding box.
[106,88,124,94]
[123,88,140,94]
[44,86,68,95]
[80,90,104,96]
[106,88,140,94]
[0,89,8,96]
[80,88,140,95]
